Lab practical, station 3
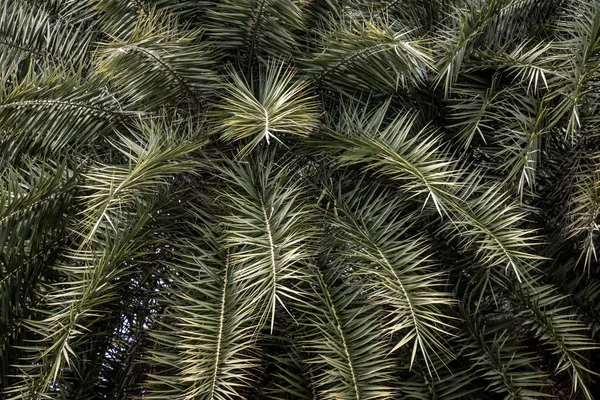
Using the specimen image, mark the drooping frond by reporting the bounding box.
[0,69,136,152]
[0,161,77,388]
[303,263,397,399]
[440,182,543,291]
[6,203,161,399]
[322,100,542,287]
[327,183,455,373]
[489,41,558,96]
[321,100,459,216]
[78,117,203,243]
[4,120,201,398]
[219,150,315,334]
[143,219,261,400]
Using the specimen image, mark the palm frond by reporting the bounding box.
[303,263,397,399]
[547,0,600,139]
[143,224,261,400]
[96,11,219,109]
[327,182,456,373]
[488,41,557,96]
[78,117,203,243]
[219,150,315,334]
[0,1,93,75]
[306,18,433,93]
[216,61,319,156]
[433,0,498,97]
[4,118,200,398]
[321,100,459,216]
[447,75,505,150]
[510,283,599,400]
[206,0,304,60]
[494,95,548,199]
[0,161,77,387]
[461,302,549,398]
[0,69,136,152]
[91,0,141,39]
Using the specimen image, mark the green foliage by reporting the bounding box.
[305,18,433,92]
[144,222,260,400]
[216,61,319,155]
[1,0,599,399]
[206,0,304,60]
[96,11,219,109]
[303,264,397,399]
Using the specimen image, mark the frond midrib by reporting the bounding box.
[317,268,361,400]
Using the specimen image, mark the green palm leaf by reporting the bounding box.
[216,60,319,156]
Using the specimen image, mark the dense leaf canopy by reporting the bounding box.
[1,0,599,398]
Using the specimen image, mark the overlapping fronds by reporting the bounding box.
[24,0,98,25]
[460,302,549,398]
[510,283,599,400]
[398,358,480,399]
[433,0,499,97]
[548,0,600,139]
[1,0,599,398]
[0,162,77,387]
[442,182,542,288]
[206,0,304,60]
[562,157,600,270]
[3,119,201,398]
[6,202,160,399]
[78,117,202,243]
[447,76,505,149]
[259,343,314,399]
[0,70,135,152]
[445,80,550,199]
[0,1,92,75]
[322,101,542,287]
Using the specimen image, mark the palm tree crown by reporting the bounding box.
[1,0,599,398]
